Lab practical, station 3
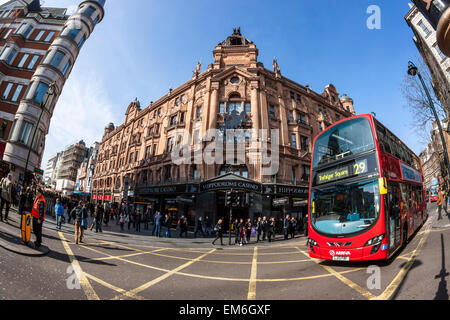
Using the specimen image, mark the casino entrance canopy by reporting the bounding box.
[200,173,262,193]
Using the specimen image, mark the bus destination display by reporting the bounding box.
[316,159,368,185]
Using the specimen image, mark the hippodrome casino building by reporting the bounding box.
[91,29,356,226]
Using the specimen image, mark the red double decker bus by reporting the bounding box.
[308,114,427,261]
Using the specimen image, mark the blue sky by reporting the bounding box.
[1,0,427,167]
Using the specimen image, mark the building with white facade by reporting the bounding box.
[0,0,105,185]
[43,151,60,186]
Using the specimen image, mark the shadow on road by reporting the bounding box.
[389,259,423,300]
[434,233,449,300]
[0,229,24,246]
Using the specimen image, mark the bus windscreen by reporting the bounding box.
[310,179,381,236]
[313,117,375,168]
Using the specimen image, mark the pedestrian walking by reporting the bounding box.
[238,218,246,246]
[245,218,252,244]
[31,188,46,248]
[144,208,149,230]
[119,212,126,231]
[438,188,444,220]
[67,201,73,224]
[95,204,104,233]
[283,214,290,240]
[55,198,64,230]
[290,217,296,239]
[104,206,110,227]
[233,219,240,245]
[267,217,275,242]
[164,214,172,237]
[154,211,162,237]
[194,216,205,238]
[71,201,88,244]
[212,219,224,246]
[256,217,262,242]
[262,216,268,241]
[135,209,141,232]
[18,185,33,215]
[205,216,211,236]
[128,211,133,230]
[443,189,449,215]
[0,173,13,223]
[11,181,18,208]
[179,215,188,238]
[201,216,207,236]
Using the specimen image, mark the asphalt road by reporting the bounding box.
[0,203,449,300]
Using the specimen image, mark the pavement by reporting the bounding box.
[0,207,306,251]
[0,213,49,257]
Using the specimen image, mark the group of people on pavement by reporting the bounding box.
[0,172,47,249]
[211,214,302,246]
[0,169,308,250]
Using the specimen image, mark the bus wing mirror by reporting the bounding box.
[379,178,387,195]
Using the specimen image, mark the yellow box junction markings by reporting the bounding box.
[58,231,99,300]
[247,247,258,300]
[83,272,147,300]
[373,219,432,300]
[296,247,376,300]
[111,249,216,300]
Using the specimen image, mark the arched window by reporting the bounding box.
[219,165,248,178]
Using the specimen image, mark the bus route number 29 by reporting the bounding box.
[353,159,368,175]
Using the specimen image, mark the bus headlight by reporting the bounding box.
[308,238,318,254]
[364,234,385,247]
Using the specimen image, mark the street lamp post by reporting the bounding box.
[408,61,450,187]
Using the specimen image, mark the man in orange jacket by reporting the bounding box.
[437,188,444,220]
[31,188,46,248]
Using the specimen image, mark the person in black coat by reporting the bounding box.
[194,216,205,238]
[290,217,296,239]
[267,217,275,242]
[256,217,263,242]
[245,218,252,243]
[283,214,290,240]
[94,204,104,233]
[135,209,141,232]
[164,214,172,238]
[212,219,224,246]
[261,216,268,241]
[233,219,240,245]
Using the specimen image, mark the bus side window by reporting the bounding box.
[400,184,408,211]
[389,184,400,219]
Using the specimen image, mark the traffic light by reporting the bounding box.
[10,164,15,172]
[235,194,242,208]
[226,191,232,207]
